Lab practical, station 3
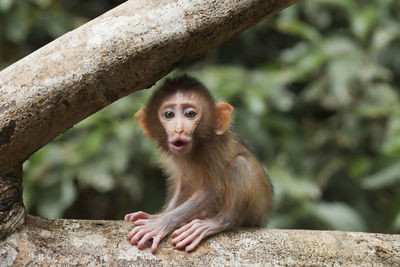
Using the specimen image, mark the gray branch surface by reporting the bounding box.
[1,215,399,266]
[0,0,297,174]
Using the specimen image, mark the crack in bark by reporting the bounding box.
[0,120,16,147]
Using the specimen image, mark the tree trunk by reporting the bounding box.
[1,215,399,266]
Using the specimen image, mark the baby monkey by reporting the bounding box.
[125,75,273,253]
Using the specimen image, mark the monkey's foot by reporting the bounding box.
[171,219,223,252]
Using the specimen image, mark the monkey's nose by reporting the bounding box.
[175,120,184,133]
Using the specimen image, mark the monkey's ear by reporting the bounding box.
[134,108,152,139]
[215,102,234,135]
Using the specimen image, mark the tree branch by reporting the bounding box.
[1,215,399,266]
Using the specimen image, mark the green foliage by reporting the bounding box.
[2,0,400,233]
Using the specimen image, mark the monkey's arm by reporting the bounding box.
[125,188,214,253]
[125,177,186,225]
[163,180,188,212]
[124,181,184,224]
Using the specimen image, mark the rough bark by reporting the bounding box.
[0,167,24,239]
[1,215,399,266]
[0,0,298,238]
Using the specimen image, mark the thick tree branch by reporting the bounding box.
[1,215,399,266]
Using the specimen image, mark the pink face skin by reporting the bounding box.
[158,93,202,156]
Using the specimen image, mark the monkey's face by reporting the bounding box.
[158,93,202,156]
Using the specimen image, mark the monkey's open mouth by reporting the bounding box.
[169,138,191,154]
[173,140,186,148]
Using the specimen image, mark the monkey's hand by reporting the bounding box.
[171,218,228,252]
[125,211,174,253]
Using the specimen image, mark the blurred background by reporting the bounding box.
[1,0,400,234]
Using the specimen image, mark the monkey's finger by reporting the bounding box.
[172,224,197,245]
[185,230,208,252]
[127,229,137,239]
[127,226,141,239]
[130,229,147,245]
[172,221,195,237]
[130,211,152,221]
[133,219,148,226]
[151,235,162,254]
[124,214,134,221]
[137,232,154,249]
[175,226,206,249]
[125,212,148,221]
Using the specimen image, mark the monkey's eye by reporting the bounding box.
[163,111,175,119]
[184,110,197,119]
